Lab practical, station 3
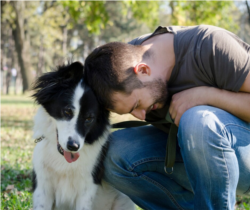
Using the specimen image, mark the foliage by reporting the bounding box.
[61,1,160,33]
[61,1,109,34]
[170,1,239,33]
[236,196,250,210]
[122,1,160,31]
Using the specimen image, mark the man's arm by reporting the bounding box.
[170,29,250,126]
[169,72,250,126]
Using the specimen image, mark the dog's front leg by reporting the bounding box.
[76,184,97,210]
[33,187,54,210]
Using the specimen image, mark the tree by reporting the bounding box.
[61,1,160,60]
[11,1,34,92]
[1,1,162,93]
[234,1,250,43]
[246,0,250,24]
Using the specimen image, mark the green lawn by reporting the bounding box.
[1,94,249,210]
[1,95,36,209]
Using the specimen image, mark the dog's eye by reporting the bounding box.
[85,117,94,124]
[62,106,73,119]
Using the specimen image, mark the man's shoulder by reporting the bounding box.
[128,33,153,45]
[128,25,226,46]
[128,26,174,45]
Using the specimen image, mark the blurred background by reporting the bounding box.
[1,0,250,94]
[1,1,250,209]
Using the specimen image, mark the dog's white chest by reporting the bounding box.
[51,170,96,209]
[33,139,102,210]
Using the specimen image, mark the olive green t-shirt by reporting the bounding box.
[128,25,250,133]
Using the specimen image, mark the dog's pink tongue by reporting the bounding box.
[63,151,80,163]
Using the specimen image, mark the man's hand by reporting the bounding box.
[169,86,209,126]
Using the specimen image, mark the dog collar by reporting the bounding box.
[34,131,64,156]
[34,136,45,143]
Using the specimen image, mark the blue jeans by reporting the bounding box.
[104,106,250,210]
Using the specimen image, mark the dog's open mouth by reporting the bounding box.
[57,140,80,163]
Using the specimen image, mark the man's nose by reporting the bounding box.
[131,109,146,120]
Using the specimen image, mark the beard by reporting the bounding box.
[143,78,168,107]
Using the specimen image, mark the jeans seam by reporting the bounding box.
[220,141,230,210]
[140,174,185,210]
[217,123,234,210]
[225,123,250,195]
[201,121,231,209]
[128,157,165,172]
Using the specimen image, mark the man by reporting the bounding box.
[84,25,250,210]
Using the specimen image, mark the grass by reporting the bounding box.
[1,94,250,210]
[1,94,36,209]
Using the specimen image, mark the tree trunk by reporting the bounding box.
[62,26,68,57]
[37,35,44,76]
[246,0,250,25]
[12,1,33,93]
[169,1,176,24]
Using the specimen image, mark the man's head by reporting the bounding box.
[84,42,168,120]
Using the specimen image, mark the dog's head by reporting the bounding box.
[33,62,110,163]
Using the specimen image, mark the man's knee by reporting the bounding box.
[179,106,226,140]
[178,106,229,160]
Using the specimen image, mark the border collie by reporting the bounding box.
[32,62,135,210]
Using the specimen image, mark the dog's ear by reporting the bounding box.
[60,61,84,83]
[32,61,84,104]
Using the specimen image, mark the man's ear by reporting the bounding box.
[134,63,151,76]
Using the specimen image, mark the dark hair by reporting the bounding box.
[84,42,144,109]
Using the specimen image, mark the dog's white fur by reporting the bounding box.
[32,84,135,210]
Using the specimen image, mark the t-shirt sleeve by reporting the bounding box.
[199,30,250,92]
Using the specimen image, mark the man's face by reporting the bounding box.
[110,79,168,120]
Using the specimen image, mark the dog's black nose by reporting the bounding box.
[67,138,80,151]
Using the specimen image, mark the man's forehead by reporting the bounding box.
[110,91,136,114]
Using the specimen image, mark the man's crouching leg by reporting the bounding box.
[178,105,250,210]
[103,126,194,210]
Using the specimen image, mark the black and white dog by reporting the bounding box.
[32,62,135,210]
